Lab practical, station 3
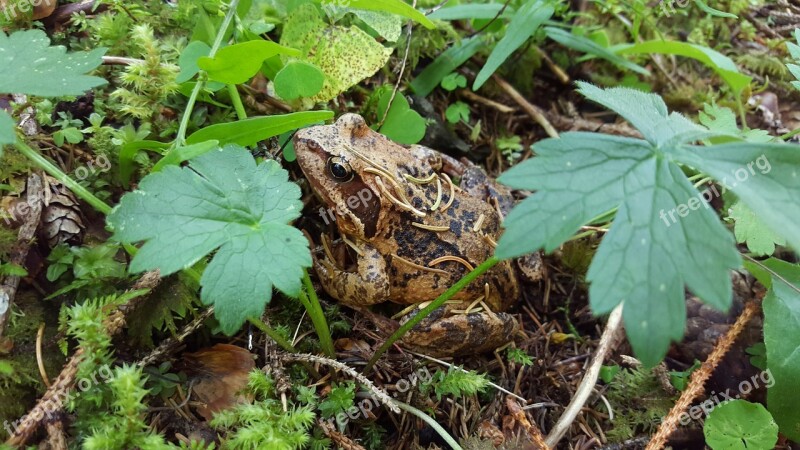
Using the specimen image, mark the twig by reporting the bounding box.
[102,55,143,66]
[36,323,51,388]
[318,420,367,450]
[136,307,215,367]
[646,301,760,450]
[376,0,416,128]
[534,46,570,84]
[281,353,399,413]
[0,173,44,338]
[458,89,515,114]
[492,75,559,138]
[545,304,624,448]
[506,397,550,449]
[5,276,158,447]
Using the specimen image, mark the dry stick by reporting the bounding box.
[0,173,44,338]
[5,271,160,447]
[318,420,368,450]
[136,307,215,367]
[545,304,624,448]
[506,396,549,449]
[281,353,399,413]
[458,89,516,114]
[646,301,760,450]
[376,0,415,129]
[492,75,559,139]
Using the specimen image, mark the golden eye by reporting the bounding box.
[326,156,354,182]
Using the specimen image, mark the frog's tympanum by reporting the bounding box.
[294,114,541,356]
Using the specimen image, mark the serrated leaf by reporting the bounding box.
[704,400,778,450]
[674,142,800,253]
[107,145,312,334]
[197,40,300,84]
[473,1,554,90]
[728,201,784,256]
[755,259,800,441]
[577,82,712,147]
[698,103,773,143]
[0,29,107,96]
[280,4,393,102]
[187,110,333,147]
[273,60,325,100]
[497,85,756,366]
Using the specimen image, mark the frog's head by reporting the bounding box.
[294,114,382,239]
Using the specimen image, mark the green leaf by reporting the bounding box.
[0,29,106,97]
[273,60,325,100]
[350,9,403,42]
[674,142,800,253]
[0,109,16,148]
[698,103,773,143]
[107,145,312,334]
[119,140,170,188]
[410,36,486,96]
[704,400,778,450]
[473,2,554,90]
[757,259,800,441]
[428,3,514,20]
[326,0,435,29]
[616,40,751,94]
[599,365,620,383]
[745,343,767,371]
[545,27,649,77]
[187,110,333,147]
[197,40,301,84]
[280,4,394,102]
[440,73,467,91]
[377,91,426,144]
[152,140,220,173]
[693,0,737,19]
[728,201,785,256]
[497,86,744,366]
[176,41,212,83]
[445,101,470,124]
[0,263,27,277]
[53,127,83,146]
[318,381,356,418]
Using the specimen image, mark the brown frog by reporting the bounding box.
[294,114,541,356]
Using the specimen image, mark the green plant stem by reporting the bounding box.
[299,270,336,357]
[228,84,247,120]
[247,316,297,352]
[392,400,464,450]
[175,0,241,145]
[781,127,800,141]
[364,256,501,373]
[14,140,112,215]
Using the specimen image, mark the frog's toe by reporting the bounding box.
[399,307,518,357]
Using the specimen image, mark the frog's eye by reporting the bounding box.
[326,156,354,182]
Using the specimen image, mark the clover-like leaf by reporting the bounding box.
[273,60,325,100]
[377,90,426,144]
[107,145,311,334]
[0,29,106,97]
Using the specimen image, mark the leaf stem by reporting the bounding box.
[392,400,464,450]
[175,0,241,146]
[364,256,500,373]
[299,270,336,357]
[247,316,297,352]
[14,140,112,215]
[228,84,247,120]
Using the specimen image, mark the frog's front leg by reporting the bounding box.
[399,307,519,356]
[314,242,391,308]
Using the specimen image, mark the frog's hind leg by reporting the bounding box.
[399,307,518,357]
[314,242,391,308]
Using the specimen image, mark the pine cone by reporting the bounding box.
[39,176,85,248]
